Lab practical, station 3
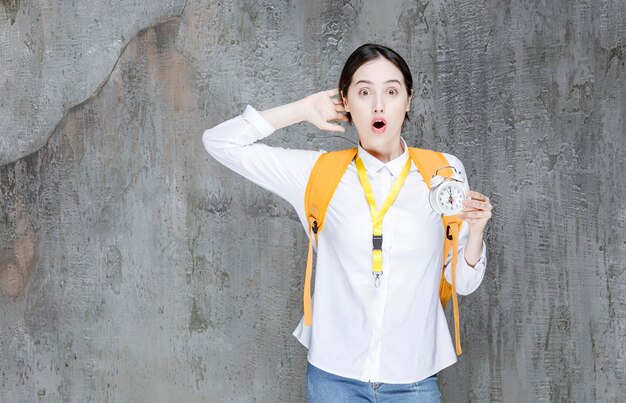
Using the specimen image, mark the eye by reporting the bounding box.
[358,88,371,96]
[387,88,398,96]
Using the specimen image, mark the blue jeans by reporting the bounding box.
[306,362,441,403]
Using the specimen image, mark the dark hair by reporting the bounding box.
[338,44,413,124]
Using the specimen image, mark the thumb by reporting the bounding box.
[321,123,346,133]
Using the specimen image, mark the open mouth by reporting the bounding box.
[371,118,387,133]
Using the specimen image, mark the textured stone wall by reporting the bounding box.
[1,0,624,402]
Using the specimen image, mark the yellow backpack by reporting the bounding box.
[302,147,464,355]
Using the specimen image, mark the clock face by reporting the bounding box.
[435,182,465,215]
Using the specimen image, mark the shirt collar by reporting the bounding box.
[357,138,410,177]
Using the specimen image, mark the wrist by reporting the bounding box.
[259,101,306,130]
[292,98,310,124]
[468,225,485,238]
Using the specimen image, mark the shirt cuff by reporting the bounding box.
[242,105,276,138]
[464,241,487,271]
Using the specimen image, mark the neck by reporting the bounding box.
[361,140,404,163]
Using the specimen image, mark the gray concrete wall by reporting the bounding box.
[0,0,624,401]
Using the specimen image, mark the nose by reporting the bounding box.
[373,94,384,113]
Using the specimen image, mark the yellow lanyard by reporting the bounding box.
[355,154,412,286]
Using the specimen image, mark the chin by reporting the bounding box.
[361,136,401,152]
[363,129,400,144]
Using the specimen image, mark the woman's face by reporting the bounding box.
[342,57,413,157]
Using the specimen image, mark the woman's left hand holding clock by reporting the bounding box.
[459,190,493,235]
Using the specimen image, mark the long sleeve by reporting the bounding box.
[441,153,487,295]
[202,105,323,213]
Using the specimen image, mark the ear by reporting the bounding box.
[405,89,414,112]
[341,91,350,112]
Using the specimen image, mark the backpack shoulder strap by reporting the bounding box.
[302,147,357,325]
[305,148,358,234]
[407,147,451,186]
[408,147,464,355]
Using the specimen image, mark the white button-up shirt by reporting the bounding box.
[202,105,487,384]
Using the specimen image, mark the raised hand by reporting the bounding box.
[298,88,349,132]
[259,88,349,132]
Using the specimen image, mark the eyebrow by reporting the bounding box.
[355,79,402,86]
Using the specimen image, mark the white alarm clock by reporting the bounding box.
[428,166,468,216]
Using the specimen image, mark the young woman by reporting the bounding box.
[202,44,492,402]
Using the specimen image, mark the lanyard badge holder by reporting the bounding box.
[355,155,412,287]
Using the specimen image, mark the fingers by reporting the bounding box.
[307,89,349,132]
[460,189,493,222]
[464,190,492,211]
[462,198,492,211]
[326,88,341,99]
[316,110,348,125]
[334,103,346,112]
[320,89,347,116]
[466,189,489,203]
[332,111,349,122]
[459,209,492,220]
[458,210,492,220]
